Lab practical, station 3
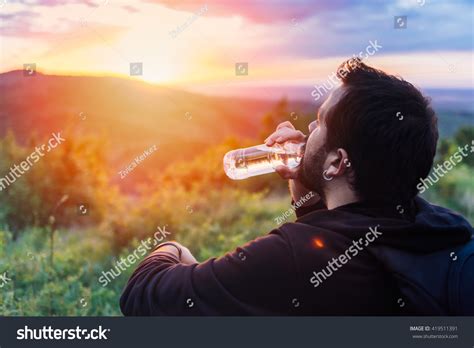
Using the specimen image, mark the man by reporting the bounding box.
[120,59,473,315]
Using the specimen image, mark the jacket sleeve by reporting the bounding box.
[120,229,300,316]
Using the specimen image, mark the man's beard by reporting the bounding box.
[297,145,328,203]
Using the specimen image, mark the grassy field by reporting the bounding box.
[0,190,290,316]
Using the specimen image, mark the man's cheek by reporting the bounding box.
[305,135,320,155]
[305,131,316,147]
[314,129,328,151]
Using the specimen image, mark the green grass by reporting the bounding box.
[0,190,292,316]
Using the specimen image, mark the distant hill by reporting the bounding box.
[0,71,285,187]
[1,71,471,189]
[423,89,474,138]
[0,70,279,143]
[189,84,474,137]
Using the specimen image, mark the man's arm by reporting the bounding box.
[120,230,301,316]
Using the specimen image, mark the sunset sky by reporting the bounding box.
[0,0,473,92]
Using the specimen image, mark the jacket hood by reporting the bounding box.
[296,196,473,314]
[296,196,473,253]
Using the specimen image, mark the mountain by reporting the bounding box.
[189,84,474,138]
[0,70,280,141]
[0,71,283,184]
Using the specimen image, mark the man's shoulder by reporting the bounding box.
[274,218,353,252]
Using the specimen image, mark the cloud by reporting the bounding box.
[0,11,44,38]
[0,0,111,38]
[0,10,38,20]
[238,0,473,59]
[121,5,139,13]
[143,0,353,23]
[14,0,97,7]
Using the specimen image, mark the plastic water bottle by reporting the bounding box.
[223,142,304,180]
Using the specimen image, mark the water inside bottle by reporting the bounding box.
[223,142,303,180]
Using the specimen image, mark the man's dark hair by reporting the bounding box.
[324,58,438,203]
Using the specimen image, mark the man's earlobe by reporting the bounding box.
[323,169,335,181]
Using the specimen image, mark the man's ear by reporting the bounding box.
[325,148,350,178]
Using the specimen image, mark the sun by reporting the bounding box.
[137,62,182,85]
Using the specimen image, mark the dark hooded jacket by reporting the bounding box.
[120,197,473,315]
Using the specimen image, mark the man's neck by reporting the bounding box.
[325,189,359,210]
